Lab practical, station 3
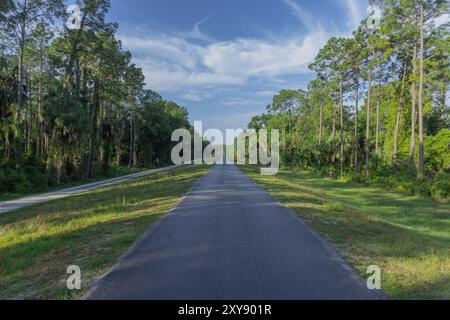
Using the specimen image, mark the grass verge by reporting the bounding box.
[0,165,210,300]
[240,165,449,300]
[0,166,144,202]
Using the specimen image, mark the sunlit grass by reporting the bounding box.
[0,165,210,300]
[240,165,450,300]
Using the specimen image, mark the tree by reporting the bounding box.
[346,36,364,174]
[415,0,448,178]
[0,0,200,193]
[310,37,350,177]
[6,0,64,118]
[245,0,449,200]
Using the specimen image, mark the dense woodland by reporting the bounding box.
[248,0,449,199]
[0,0,195,194]
[0,0,449,199]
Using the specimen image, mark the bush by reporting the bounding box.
[346,173,367,184]
[371,176,397,189]
[431,173,450,200]
[397,181,416,196]
[413,180,431,197]
[0,157,49,194]
[0,169,31,193]
[24,165,49,190]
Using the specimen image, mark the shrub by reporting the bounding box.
[346,173,367,184]
[413,181,432,197]
[24,165,48,190]
[371,176,397,189]
[0,157,49,194]
[431,173,450,200]
[397,181,416,196]
[0,169,31,193]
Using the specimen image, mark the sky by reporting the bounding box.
[106,0,370,136]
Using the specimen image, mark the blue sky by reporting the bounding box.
[106,0,370,134]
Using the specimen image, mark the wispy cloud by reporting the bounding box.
[203,34,327,77]
[254,90,276,98]
[119,27,328,93]
[222,98,265,107]
[334,0,367,34]
[207,111,261,131]
[179,90,212,102]
[192,15,213,39]
[118,0,367,106]
[284,0,316,30]
[346,0,362,29]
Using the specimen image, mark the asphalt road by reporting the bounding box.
[0,166,177,214]
[89,165,386,300]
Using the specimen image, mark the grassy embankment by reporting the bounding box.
[0,166,145,202]
[0,165,209,299]
[240,166,449,300]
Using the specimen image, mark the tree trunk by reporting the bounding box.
[418,0,425,179]
[37,46,43,157]
[133,118,138,167]
[115,127,123,167]
[409,47,417,177]
[319,104,323,145]
[375,95,380,156]
[25,89,31,155]
[128,117,133,168]
[439,88,446,130]
[84,137,91,179]
[339,74,344,178]
[14,10,27,161]
[354,75,360,175]
[331,103,337,173]
[393,62,407,171]
[332,103,336,139]
[365,71,372,178]
[375,76,383,159]
[17,20,26,118]
[87,78,101,177]
[115,145,121,166]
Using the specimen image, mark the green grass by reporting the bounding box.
[240,165,450,300]
[0,165,210,300]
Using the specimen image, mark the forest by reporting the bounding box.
[248,0,450,200]
[0,0,194,194]
[1,0,449,200]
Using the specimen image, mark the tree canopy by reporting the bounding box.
[249,0,449,199]
[0,0,196,193]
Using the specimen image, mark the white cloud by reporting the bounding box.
[119,27,328,93]
[346,0,362,29]
[119,35,201,70]
[207,111,261,131]
[254,91,276,97]
[222,98,264,107]
[134,56,244,92]
[191,15,214,41]
[117,0,361,103]
[179,93,205,102]
[334,0,367,34]
[203,33,327,77]
[283,0,316,30]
